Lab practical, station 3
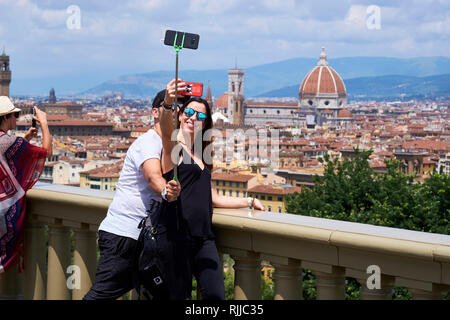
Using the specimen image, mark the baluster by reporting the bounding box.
[46,225,71,300]
[72,228,97,300]
[358,275,394,300]
[315,266,346,300]
[273,259,302,300]
[231,251,261,300]
[23,219,47,300]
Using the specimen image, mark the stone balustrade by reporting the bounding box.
[0,183,449,300]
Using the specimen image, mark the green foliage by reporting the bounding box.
[261,275,274,300]
[286,147,450,235]
[345,278,361,300]
[224,268,235,300]
[302,269,316,300]
[285,148,450,300]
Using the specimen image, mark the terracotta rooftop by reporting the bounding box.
[212,172,255,182]
[248,184,302,195]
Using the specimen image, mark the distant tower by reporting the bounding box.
[205,82,213,111]
[49,88,56,104]
[0,47,11,97]
[227,67,245,126]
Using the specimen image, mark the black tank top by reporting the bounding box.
[162,148,214,239]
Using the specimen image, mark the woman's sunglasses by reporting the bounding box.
[184,107,207,122]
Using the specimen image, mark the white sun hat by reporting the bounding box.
[0,96,21,116]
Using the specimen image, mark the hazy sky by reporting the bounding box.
[0,0,449,82]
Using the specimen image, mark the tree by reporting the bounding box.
[286,147,450,235]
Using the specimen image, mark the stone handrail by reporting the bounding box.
[0,183,449,300]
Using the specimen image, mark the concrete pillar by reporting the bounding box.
[315,267,346,300]
[232,252,261,300]
[0,265,22,299]
[46,226,71,300]
[23,220,47,300]
[273,261,302,300]
[72,229,97,300]
[358,275,394,300]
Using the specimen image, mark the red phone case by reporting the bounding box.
[181,82,203,97]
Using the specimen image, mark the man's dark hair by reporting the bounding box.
[152,89,190,109]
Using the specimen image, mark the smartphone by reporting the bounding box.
[31,108,36,128]
[164,30,199,50]
[180,82,203,97]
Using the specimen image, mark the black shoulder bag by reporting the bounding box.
[135,199,170,300]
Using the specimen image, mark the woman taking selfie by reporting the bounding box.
[0,96,52,274]
[158,79,264,300]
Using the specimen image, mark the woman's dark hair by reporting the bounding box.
[179,97,214,170]
[0,113,13,126]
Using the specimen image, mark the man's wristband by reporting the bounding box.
[161,186,168,201]
[161,101,172,111]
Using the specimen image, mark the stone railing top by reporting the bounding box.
[29,183,450,264]
[34,182,114,199]
[216,208,450,246]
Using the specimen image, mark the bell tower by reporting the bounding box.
[0,47,11,97]
[227,66,244,125]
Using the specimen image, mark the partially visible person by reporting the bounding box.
[83,90,183,300]
[0,96,52,274]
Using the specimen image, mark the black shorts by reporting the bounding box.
[83,230,138,300]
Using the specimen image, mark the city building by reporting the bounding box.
[298,47,348,127]
[0,47,11,97]
[79,162,122,191]
[247,184,302,213]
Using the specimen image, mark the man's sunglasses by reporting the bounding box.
[184,107,207,122]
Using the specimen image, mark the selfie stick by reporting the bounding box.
[172,33,185,183]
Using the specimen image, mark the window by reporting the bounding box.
[243,192,246,198]
[229,182,233,187]
[229,190,232,196]
[236,191,239,197]
[235,182,240,188]
[278,197,282,202]
[268,206,272,212]
[105,185,108,190]
[268,196,272,201]
[222,181,226,186]
[261,195,266,200]
[222,190,225,196]
[278,207,282,213]
[90,185,100,190]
